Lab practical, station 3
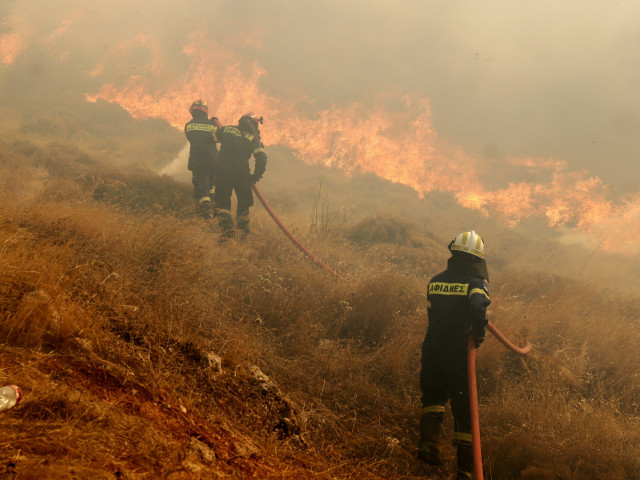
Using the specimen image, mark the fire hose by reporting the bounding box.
[467,325,530,480]
[253,183,531,478]
[252,185,342,279]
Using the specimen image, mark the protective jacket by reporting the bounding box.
[422,257,490,365]
[212,125,267,179]
[185,113,219,173]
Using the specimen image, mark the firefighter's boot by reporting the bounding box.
[417,411,443,466]
[197,198,212,219]
[216,208,234,238]
[209,187,217,218]
[456,441,474,479]
[237,208,250,238]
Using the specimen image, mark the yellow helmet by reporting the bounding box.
[449,231,484,258]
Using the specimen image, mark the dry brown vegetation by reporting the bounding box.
[1,102,640,480]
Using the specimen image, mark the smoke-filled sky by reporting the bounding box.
[2,0,640,250]
[255,1,640,192]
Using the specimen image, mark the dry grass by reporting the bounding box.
[1,117,640,480]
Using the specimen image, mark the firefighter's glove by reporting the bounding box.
[473,334,485,348]
[249,173,262,184]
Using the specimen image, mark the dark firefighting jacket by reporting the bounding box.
[422,256,491,366]
[185,113,219,172]
[212,125,267,179]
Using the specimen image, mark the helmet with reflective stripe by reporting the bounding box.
[189,99,208,115]
[449,230,484,258]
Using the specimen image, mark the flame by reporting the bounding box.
[468,170,613,228]
[87,32,272,128]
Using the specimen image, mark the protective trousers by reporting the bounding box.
[420,356,474,478]
[214,171,253,237]
[192,170,215,218]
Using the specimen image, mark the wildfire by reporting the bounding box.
[1,14,629,251]
[85,31,639,249]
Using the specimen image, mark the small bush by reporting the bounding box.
[328,274,423,345]
[347,214,426,247]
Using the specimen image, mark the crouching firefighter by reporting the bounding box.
[185,99,222,218]
[212,113,267,238]
[418,230,491,479]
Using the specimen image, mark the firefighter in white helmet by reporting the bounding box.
[418,230,490,479]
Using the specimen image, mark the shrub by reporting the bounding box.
[347,214,425,247]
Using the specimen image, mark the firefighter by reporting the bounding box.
[184,99,221,218]
[418,230,490,479]
[212,113,267,238]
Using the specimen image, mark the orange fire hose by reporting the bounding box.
[467,335,483,480]
[487,321,532,355]
[252,185,342,279]
[253,184,531,478]
[467,323,531,479]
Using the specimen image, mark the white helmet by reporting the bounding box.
[449,230,484,258]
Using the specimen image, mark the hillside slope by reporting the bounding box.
[1,104,640,479]
[0,132,441,479]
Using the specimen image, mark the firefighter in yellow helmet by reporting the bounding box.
[184,100,222,218]
[211,113,267,238]
[418,231,490,479]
